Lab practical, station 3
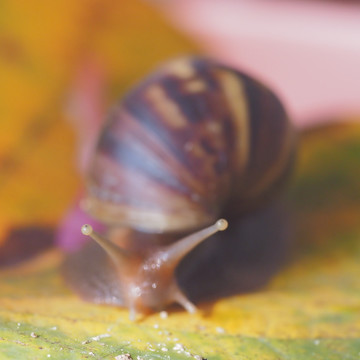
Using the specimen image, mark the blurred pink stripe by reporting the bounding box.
[160,0,360,125]
[66,60,106,173]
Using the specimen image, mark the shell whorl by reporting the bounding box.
[84,57,296,233]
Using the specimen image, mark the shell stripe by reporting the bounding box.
[245,120,294,198]
[164,57,196,79]
[216,69,250,177]
[156,75,212,125]
[97,124,189,193]
[124,93,188,165]
[146,84,188,129]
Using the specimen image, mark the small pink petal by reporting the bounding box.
[56,195,105,252]
[66,59,106,174]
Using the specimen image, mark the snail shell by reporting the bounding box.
[63,56,296,319]
[83,56,296,233]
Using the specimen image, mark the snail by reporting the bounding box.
[63,56,296,320]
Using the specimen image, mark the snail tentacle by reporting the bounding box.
[171,286,197,314]
[81,224,130,265]
[163,219,228,267]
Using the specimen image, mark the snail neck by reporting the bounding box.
[107,227,179,253]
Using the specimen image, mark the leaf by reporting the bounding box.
[0,0,195,245]
[0,122,360,359]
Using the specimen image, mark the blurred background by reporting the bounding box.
[0,0,359,263]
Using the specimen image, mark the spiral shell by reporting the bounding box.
[84,56,296,233]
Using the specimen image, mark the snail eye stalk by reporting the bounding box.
[81,224,129,265]
[164,219,229,267]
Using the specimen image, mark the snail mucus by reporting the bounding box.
[63,56,296,320]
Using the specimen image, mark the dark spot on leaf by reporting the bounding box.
[0,36,24,63]
[0,226,55,268]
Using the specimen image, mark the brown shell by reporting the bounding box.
[84,56,296,233]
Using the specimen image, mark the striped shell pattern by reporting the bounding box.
[84,56,296,233]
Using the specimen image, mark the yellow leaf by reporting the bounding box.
[0,0,195,243]
[0,122,360,359]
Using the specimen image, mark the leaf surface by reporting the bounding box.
[1,122,360,359]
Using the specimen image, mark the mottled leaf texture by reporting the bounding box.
[0,122,360,359]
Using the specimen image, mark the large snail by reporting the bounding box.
[63,56,296,320]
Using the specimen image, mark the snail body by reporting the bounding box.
[63,56,296,319]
